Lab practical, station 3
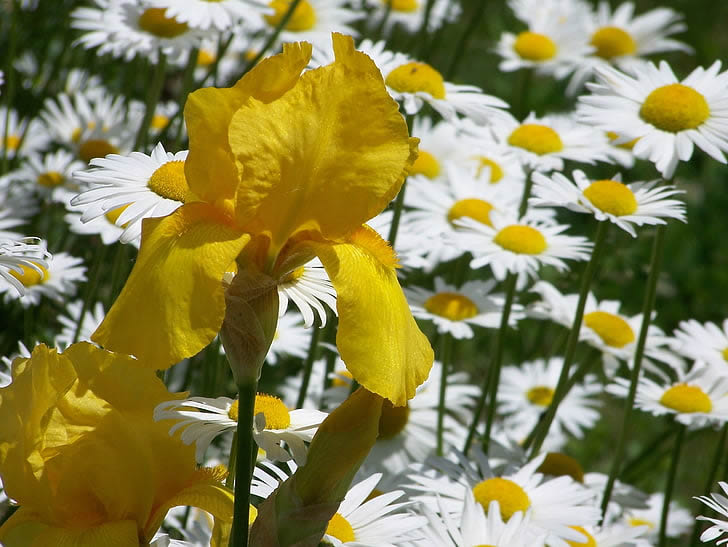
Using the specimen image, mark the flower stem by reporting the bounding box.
[72,243,109,343]
[172,47,199,149]
[517,168,534,219]
[436,333,454,456]
[526,220,609,456]
[226,430,239,489]
[296,320,322,409]
[1,4,19,175]
[387,114,415,247]
[659,422,686,547]
[690,423,728,546]
[600,223,667,518]
[231,379,257,547]
[445,0,487,79]
[134,52,168,151]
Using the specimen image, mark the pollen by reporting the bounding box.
[526,386,554,407]
[424,292,479,321]
[197,49,216,67]
[513,31,557,62]
[147,160,189,202]
[537,452,585,483]
[254,393,291,430]
[138,8,189,38]
[79,139,120,163]
[659,383,712,414]
[474,156,504,183]
[265,0,317,31]
[281,266,306,285]
[639,83,710,133]
[590,26,636,59]
[36,171,64,188]
[583,311,634,348]
[494,225,547,255]
[472,477,531,521]
[4,135,20,151]
[410,150,440,179]
[151,114,170,131]
[607,131,639,150]
[227,400,239,421]
[382,0,418,12]
[104,204,131,227]
[378,400,410,439]
[723,347,728,362]
[508,124,563,155]
[628,517,655,529]
[325,513,355,543]
[447,198,494,227]
[385,62,446,99]
[583,179,638,216]
[567,526,597,547]
[9,262,49,287]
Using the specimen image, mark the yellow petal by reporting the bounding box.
[303,227,433,405]
[92,203,250,368]
[229,33,416,252]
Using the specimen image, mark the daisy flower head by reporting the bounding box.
[0,237,50,296]
[490,111,613,172]
[408,117,472,182]
[0,251,86,307]
[578,60,728,178]
[276,257,337,327]
[265,310,312,365]
[6,150,85,206]
[406,277,522,339]
[0,107,49,159]
[530,169,686,237]
[147,0,271,31]
[71,143,188,244]
[624,491,693,542]
[64,202,141,248]
[155,394,327,465]
[363,0,460,35]
[54,300,106,348]
[456,213,592,289]
[695,481,728,545]
[670,319,728,371]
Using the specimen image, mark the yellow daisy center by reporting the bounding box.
[138,8,189,38]
[537,452,585,483]
[331,370,353,388]
[474,156,504,183]
[590,26,636,59]
[79,139,120,163]
[659,383,712,413]
[4,134,20,151]
[494,225,547,255]
[607,131,639,150]
[472,478,531,521]
[722,347,728,362]
[378,400,410,439]
[9,262,49,287]
[249,504,258,525]
[583,179,638,216]
[37,171,64,188]
[265,0,317,31]
[507,124,563,155]
[526,386,554,407]
[583,311,635,348]
[151,114,170,131]
[628,517,655,529]
[513,31,557,61]
[197,49,216,67]
[567,526,597,547]
[281,266,306,284]
[325,513,355,543]
[410,150,440,179]
[105,204,131,227]
[382,0,418,12]
[385,62,446,99]
[424,292,479,321]
[639,83,710,133]
[147,160,188,202]
[447,198,494,227]
[227,400,239,421]
[254,393,291,429]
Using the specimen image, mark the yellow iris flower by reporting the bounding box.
[92,34,433,406]
[0,343,234,546]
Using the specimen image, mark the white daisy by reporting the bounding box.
[670,319,728,371]
[695,481,728,545]
[557,522,651,547]
[148,0,270,31]
[71,143,188,244]
[577,60,728,178]
[364,0,460,35]
[154,394,327,465]
[367,209,431,271]
[0,251,86,307]
[54,300,106,348]
[64,203,141,247]
[624,491,693,542]
[278,353,348,409]
[408,117,471,182]
[530,169,686,237]
[406,277,521,339]
[455,213,592,289]
[0,184,39,239]
[489,111,613,172]
[6,150,85,205]
[0,107,49,159]
[582,471,650,515]
[266,310,312,365]
[276,257,337,327]
[252,463,427,546]
[0,237,50,296]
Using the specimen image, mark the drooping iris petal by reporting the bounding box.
[92,203,250,368]
[0,516,138,547]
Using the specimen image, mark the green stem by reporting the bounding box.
[73,244,108,343]
[620,426,675,483]
[1,5,19,175]
[600,223,667,517]
[134,53,168,151]
[231,380,257,547]
[387,114,415,247]
[226,430,239,490]
[445,0,487,79]
[527,221,609,455]
[659,423,686,547]
[462,271,517,454]
[690,424,728,546]
[296,322,322,409]
[172,47,200,149]
[436,333,453,456]
[517,168,534,219]
[515,69,533,121]
[373,0,393,40]
[415,0,437,56]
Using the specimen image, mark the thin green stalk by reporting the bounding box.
[600,223,667,517]
[415,0,437,56]
[172,47,200,149]
[659,423,686,547]
[690,424,728,546]
[1,5,19,175]
[517,168,534,219]
[527,220,609,456]
[445,0,487,79]
[296,321,322,409]
[463,272,517,454]
[226,430,239,490]
[621,426,675,483]
[515,69,533,121]
[73,244,109,343]
[134,53,168,151]
[374,0,393,40]
[387,114,416,247]
[231,379,257,547]
[436,333,454,456]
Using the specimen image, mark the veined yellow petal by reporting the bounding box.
[229,33,416,252]
[303,227,433,405]
[92,203,250,368]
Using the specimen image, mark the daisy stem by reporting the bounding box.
[231,378,257,547]
[296,320,322,409]
[226,430,239,490]
[415,0,437,55]
[515,68,533,121]
[72,243,108,343]
[445,0,487,79]
[463,271,517,454]
[658,422,686,547]
[600,223,667,518]
[374,0,393,40]
[526,220,609,456]
[689,423,728,546]
[0,3,19,175]
[134,52,168,151]
[517,168,534,219]
[387,114,415,248]
[436,332,453,456]
[172,47,200,149]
